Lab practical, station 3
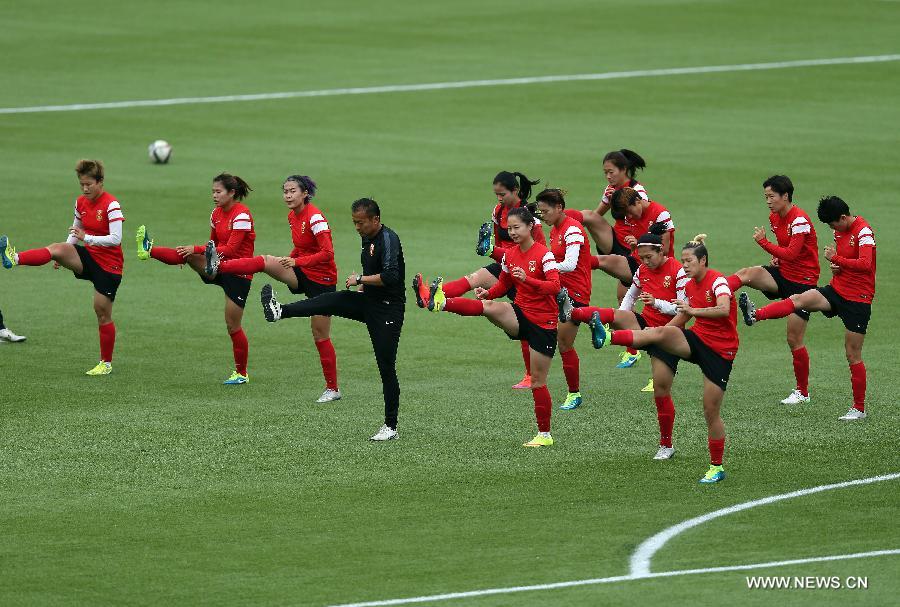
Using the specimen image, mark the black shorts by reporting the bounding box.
[761,265,814,321]
[484,262,517,301]
[653,329,734,391]
[817,285,871,334]
[73,245,121,301]
[201,273,252,308]
[289,267,337,298]
[633,314,682,369]
[506,303,557,358]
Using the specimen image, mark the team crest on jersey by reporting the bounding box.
[96,210,103,221]
[663,275,672,288]
[849,235,855,247]
[706,290,712,303]
[558,236,564,246]
[529,260,537,273]
[301,221,307,233]
[369,243,375,256]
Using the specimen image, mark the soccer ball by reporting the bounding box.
[148,139,172,164]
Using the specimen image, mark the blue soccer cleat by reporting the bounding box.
[475,222,493,257]
[699,464,726,484]
[588,312,609,349]
[0,235,17,269]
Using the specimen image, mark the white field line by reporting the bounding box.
[2,54,899,115]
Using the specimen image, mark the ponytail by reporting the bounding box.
[682,233,709,265]
[508,206,536,227]
[636,221,669,249]
[493,170,541,201]
[214,173,252,200]
[603,149,647,179]
[535,187,567,209]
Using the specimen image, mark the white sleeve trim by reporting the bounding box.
[310,221,329,235]
[858,236,875,246]
[557,242,581,272]
[500,254,508,273]
[790,223,811,235]
[858,227,873,237]
[309,213,325,223]
[232,220,253,231]
[619,280,640,311]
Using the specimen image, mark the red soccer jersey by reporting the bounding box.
[757,205,819,285]
[210,203,256,278]
[600,179,649,247]
[684,269,739,360]
[625,200,676,258]
[288,203,337,285]
[75,192,125,275]
[830,216,876,303]
[488,242,560,329]
[550,216,592,304]
[492,202,546,249]
[632,257,687,328]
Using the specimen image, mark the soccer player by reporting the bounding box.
[136,173,255,385]
[205,175,341,402]
[724,175,819,405]
[418,207,561,447]
[0,307,26,342]
[740,196,875,421]
[0,159,123,373]
[588,235,738,483]
[260,198,405,441]
[561,223,688,457]
[534,188,592,410]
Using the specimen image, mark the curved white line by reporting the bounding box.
[630,472,900,577]
[2,54,899,115]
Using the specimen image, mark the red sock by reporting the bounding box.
[98,322,116,363]
[520,340,532,376]
[654,395,675,448]
[756,298,796,321]
[792,347,810,396]
[442,276,472,298]
[532,385,552,432]
[561,349,579,392]
[726,274,743,292]
[590,255,601,269]
[230,328,249,375]
[708,437,725,466]
[849,362,866,412]
[443,297,484,316]
[611,329,634,347]
[570,306,613,324]
[627,347,638,356]
[315,338,338,390]
[219,255,265,275]
[16,248,52,266]
[150,246,185,265]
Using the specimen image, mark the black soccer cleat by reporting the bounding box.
[557,287,574,323]
[412,273,430,309]
[204,240,220,276]
[261,284,282,322]
[738,292,756,326]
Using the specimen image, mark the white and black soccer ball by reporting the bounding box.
[148,139,172,164]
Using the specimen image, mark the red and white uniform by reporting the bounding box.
[684,269,739,360]
[288,203,337,285]
[74,192,125,274]
[600,179,649,248]
[756,205,819,285]
[490,202,546,261]
[830,217,876,303]
[550,216,592,305]
[209,203,255,278]
[622,257,687,328]
[624,200,675,258]
[487,243,560,329]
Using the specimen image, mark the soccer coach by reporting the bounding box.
[261,198,405,441]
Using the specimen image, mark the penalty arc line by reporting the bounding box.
[1,54,899,115]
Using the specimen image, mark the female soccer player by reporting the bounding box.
[0,307,26,342]
[560,223,687,458]
[0,159,123,374]
[740,196,875,421]
[588,235,738,483]
[205,175,340,402]
[417,207,561,447]
[136,173,255,385]
[724,175,819,405]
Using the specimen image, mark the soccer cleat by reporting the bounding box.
[412,273,430,309]
[0,328,26,342]
[512,374,532,389]
[85,361,112,376]
[616,350,641,368]
[738,292,757,326]
[699,464,726,484]
[475,222,494,257]
[781,389,810,405]
[428,277,446,312]
[559,392,583,410]
[135,225,153,260]
[316,388,342,403]
[838,407,867,421]
[370,424,398,441]
[588,312,609,349]
[640,377,654,392]
[261,284,282,322]
[223,371,249,385]
[556,287,574,323]
[653,446,675,460]
[523,432,554,447]
[0,235,17,269]
[204,240,220,276]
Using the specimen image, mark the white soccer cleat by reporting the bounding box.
[780,389,810,405]
[369,424,398,441]
[838,407,867,421]
[316,388,342,403]
[261,284,282,322]
[653,446,675,460]
[0,328,26,342]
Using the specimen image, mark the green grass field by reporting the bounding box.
[1,1,899,605]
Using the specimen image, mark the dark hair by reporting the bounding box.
[602,149,646,179]
[682,234,709,266]
[494,171,540,202]
[507,206,536,227]
[285,175,317,199]
[213,173,252,200]
[76,159,104,182]
[636,221,669,249]
[535,188,566,209]
[351,197,380,218]
[817,195,850,224]
[763,175,794,201]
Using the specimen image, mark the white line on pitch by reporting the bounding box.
[2,54,899,115]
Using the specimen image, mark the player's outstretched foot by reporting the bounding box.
[699,464,726,484]
[781,389,810,405]
[370,424,398,441]
[204,240,220,276]
[640,377,654,392]
[512,374,532,389]
[428,277,446,312]
[412,273,430,309]
[838,407,867,421]
[85,361,112,376]
[136,225,153,260]
[0,327,26,342]
[559,392,582,410]
[588,312,609,349]
[653,445,675,460]
[0,235,18,269]
[261,284,282,322]
[316,388,342,403]
[556,287,574,323]
[616,350,641,368]
[523,432,554,447]
[738,292,756,326]
[475,222,493,257]
[223,371,249,385]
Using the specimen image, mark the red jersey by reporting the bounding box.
[684,269,739,360]
[624,200,675,258]
[288,203,337,285]
[631,257,687,328]
[600,179,648,247]
[210,203,255,278]
[550,216,592,304]
[487,242,560,329]
[757,205,819,285]
[75,192,125,275]
[830,216,876,303]
[491,202,546,249]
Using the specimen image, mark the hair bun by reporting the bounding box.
[690,233,707,245]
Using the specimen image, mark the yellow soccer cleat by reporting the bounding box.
[223,371,249,385]
[85,361,112,376]
[136,225,153,261]
[523,433,554,447]
[640,377,654,392]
